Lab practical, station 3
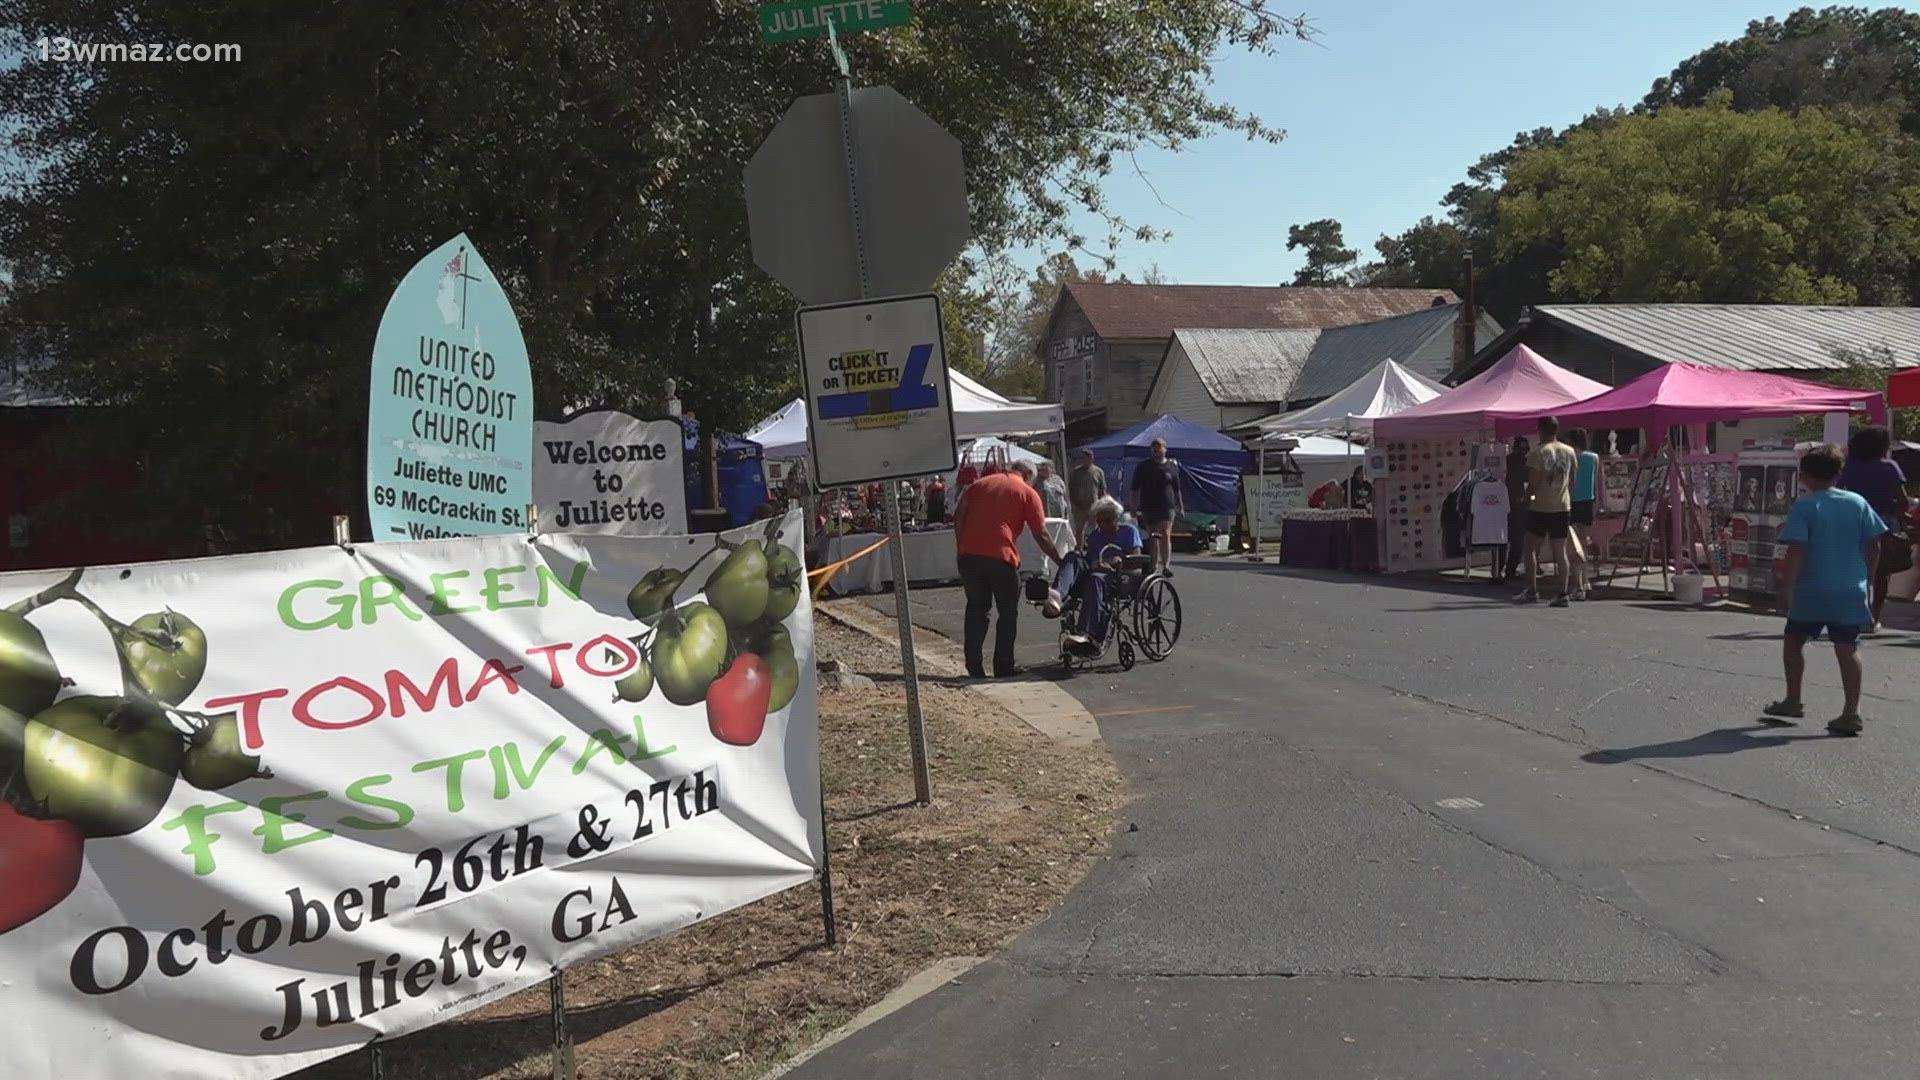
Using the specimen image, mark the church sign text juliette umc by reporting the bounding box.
[760,0,910,43]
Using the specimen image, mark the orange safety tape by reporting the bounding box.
[805,535,893,599]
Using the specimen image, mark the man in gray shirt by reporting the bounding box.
[1067,448,1106,545]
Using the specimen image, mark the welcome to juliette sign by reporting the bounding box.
[0,512,818,1077]
[534,410,689,535]
[367,234,534,542]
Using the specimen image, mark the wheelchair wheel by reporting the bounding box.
[1133,575,1182,661]
[1118,640,1135,671]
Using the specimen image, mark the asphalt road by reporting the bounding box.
[790,558,1920,1079]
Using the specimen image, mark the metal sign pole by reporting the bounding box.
[818,764,839,945]
[1250,439,1264,560]
[832,22,931,804]
[550,972,575,1079]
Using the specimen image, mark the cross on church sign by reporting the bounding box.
[760,0,911,43]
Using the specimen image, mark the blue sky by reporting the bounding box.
[1029,0,1920,286]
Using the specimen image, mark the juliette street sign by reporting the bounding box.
[761,0,910,43]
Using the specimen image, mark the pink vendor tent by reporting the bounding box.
[1489,362,1889,436]
[1372,345,1610,440]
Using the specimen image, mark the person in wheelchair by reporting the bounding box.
[1041,495,1142,650]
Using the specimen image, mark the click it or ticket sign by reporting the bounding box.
[797,293,956,487]
[761,0,910,43]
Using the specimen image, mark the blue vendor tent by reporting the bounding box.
[681,420,769,528]
[1082,414,1248,517]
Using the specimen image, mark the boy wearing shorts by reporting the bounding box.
[1518,416,1577,606]
[1766,445,1886,735]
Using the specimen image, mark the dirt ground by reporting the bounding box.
[299,617,1121,1080]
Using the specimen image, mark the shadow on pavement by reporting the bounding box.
[1581,724,1829,763]
[1176,559,1518,600]
[1383,599,1526,613]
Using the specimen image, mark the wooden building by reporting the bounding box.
[1142,303,1503,431]
[1041,283,1463,439]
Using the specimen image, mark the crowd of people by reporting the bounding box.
[1500,415,1912,735]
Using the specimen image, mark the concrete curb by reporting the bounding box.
[759,956,985,1079]
[817,598,1102,748]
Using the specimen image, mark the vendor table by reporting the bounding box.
[1278,511,1377,572]
[821,518,1071,596]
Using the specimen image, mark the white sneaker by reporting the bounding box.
[1043,590,1063,618]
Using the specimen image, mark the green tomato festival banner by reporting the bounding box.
[0,510,818,1078]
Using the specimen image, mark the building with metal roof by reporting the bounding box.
[1141,305,1502,431]
[1041,282,1462,438]
[1454,303,1920,386]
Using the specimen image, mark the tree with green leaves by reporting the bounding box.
[0,0,1309,551]
[980,251,1107,399]
[1285,219,1355,286]
[1497,96,1920,305]
[1645,6,1920,133]
[1363,112,1622,320]
[1350,216,1467,290]
[1793,344,1920,443]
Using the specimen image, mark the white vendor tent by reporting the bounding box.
[743,398,808,459]
[1289,434,1367,498]
[1253,358,1446,442]
[958,436,1048,470]
[746,371,1065,461]
[949,368,1064,439]
[1288,434,1369,462]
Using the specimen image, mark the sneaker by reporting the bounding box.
[1513,590,1538,604]
[1572,589,1590,601]
[1549,595,1570,608]
[1043,589,1063,618]
[1827,713,1864,737]
[1063,632,1094,652]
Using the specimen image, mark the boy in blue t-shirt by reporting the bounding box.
[1765,445,1887,735]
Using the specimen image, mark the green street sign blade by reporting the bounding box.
[762,0,911,44]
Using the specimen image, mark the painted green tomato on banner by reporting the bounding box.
[368,234,533,541]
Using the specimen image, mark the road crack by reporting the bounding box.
[1078,870,1155,964]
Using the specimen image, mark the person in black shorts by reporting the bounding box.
[1130,437,1183,574]
[1519,416,1577,606]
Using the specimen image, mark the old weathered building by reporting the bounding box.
[1142,303,1504,431]
[1454,303,1920,449]
[1042,283,1462,438]
[1456,304,1920,385]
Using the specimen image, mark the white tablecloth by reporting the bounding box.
[821,519,1071,596]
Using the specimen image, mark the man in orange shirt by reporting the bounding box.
[953,460,1066,678]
